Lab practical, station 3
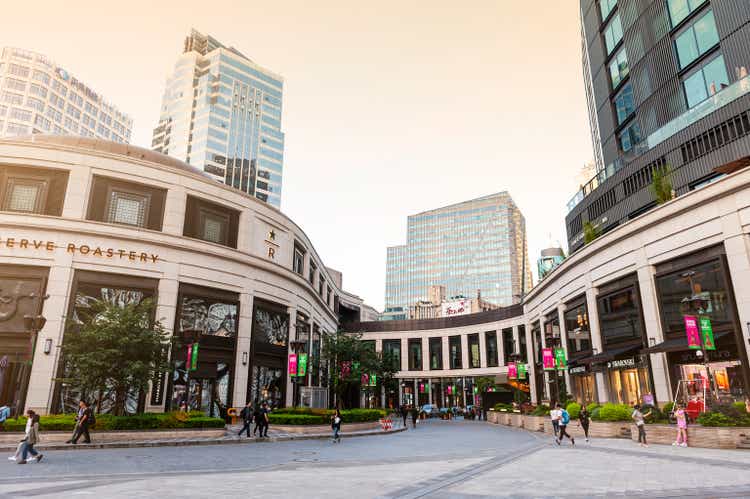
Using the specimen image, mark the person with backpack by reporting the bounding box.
[331,409,342,443]
[555,403,575,446]
[66,400,93,444]
[238,402,253,438]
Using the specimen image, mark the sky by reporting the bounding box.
[2,0,593,311]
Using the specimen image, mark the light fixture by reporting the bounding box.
[242,351,248,366]
[43,338,52,355]
[649,338,656,347]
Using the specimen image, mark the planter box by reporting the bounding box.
[510,413,524,428]
[500,412,513,426]
[522,415,546,433]
[630,424,750,449]
[487,411,499,424]
[542,419,630,438]
[0,427,226,445]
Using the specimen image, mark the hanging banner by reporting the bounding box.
[361,373,370,386]
[369,374,377,387]
[447,385,453,395]
[186,343,193,370]
[518,363,527,380]
[340,361,352,379]
[555,348,567,370]
[508,362,517,379]
[352,361,360,373]
[288,353,298,376]
[297,353,308,376]
[699,317,716,351]
[190,343,199,371]
[684,315,701,350]
[542,348,555,370]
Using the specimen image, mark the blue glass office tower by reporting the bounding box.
[152,30,284,208]
[384,192,532,315]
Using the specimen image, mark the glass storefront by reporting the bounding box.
[249,299,289,408]
[605,357,652,406]
[569,365,597,404]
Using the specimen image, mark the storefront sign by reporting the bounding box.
[555,348,567,370]
[297,353,308,376]
[542,348,555,370]
[508,362,517,379]
[441,299,471,317]
[699,317,716,351]
[518,363,527,380]
[684,315,701,350]
[288,353,298,376]
[569,365,587,375]
[607,357,636,370]
[0,236,159,263]
[419,382,429,393]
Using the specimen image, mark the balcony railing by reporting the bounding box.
[566,75,750,214]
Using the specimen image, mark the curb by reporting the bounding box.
[0,427,407,452]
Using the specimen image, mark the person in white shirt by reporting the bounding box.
[550,406,561,438]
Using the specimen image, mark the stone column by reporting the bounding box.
[498,327,506,366]
[442,336,450,370]
[145,262,179,413]
[557,304,572,399]
[285,306,297,407]
[479,331,488,368]
[538,317,550,402]
[722,212,750,394]
[162,186,187,237]
[24,253,75,415]
[586,286,608,403]
[460,334,469,371]
[232,291,254,408]
[512,325,520,357]
[60,166,89,219]
[422,337,430,371]
[525,323,538,404]
[401,338,409,372]
[636,260,670,404]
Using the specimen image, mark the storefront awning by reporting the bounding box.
[580,343,642,364]
[567,351,593,366]
[640,331,729,354]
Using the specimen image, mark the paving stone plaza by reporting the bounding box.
[2,421,749,498]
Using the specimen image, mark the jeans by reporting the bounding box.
[71,422,91,443]
[552,421,559,437]
[558,424,572,441]
[21,442,38,461]
[581,421,590,439]
[238,421,252,437]
[333,427,340,440]
[637,424,647,444]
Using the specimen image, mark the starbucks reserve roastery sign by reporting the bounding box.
[0,236,159,263]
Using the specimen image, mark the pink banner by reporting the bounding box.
[684,315,701,350]
[542,348,555,370]
[288,354,298,375]
[508,362,517,379]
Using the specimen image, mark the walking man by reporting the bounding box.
[555,403,575,446]
[401,405,408,428]
[252,403,262,437]
[331,409,342,443]
[550,403,561,439]
[238,402,253,438]
[411,405,418,429]
[260,402,270,438]
[66,400,92,444]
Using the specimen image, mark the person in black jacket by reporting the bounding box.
[331,409,342,443]
[252,403,263,437]
[578,405,591,443]
[411,406,418,429]
[66,400,92,444]
[238,402,253,438]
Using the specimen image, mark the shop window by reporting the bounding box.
[597,281,644,346]
[183,195,239,248]
[485,331,498,367]
[0,165,68,216]
[408,338,422,371]
[309,261,317,284]
[293,242,306,275]
[468,334,481,368]
[383,339,401,370]
[502,327,514,365]
[88,175,166,231]
[655,257,733,338]
[429,337,443,370]
[319,277,325,296]
[564,297,592,354]
[449,335,462,369]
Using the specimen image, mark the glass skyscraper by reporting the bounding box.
[0,47,132,141]
[152,30,284,208]
[385,192,532,315]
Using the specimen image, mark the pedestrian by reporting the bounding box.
[238,402,253,438]
[550,404,561,439]
[632,404,651,447]
[401,405,408,428]
[7,411,31,462]
[578,404,591,443]
[17,411,43,464]
[331,409,342,443]
[66,400,92,444]
[411,405,418,429]
[555,404,575,446]
[252,403,263,437]
[673,403,688,447]
[260,402,270,438]
[0,405,10,431]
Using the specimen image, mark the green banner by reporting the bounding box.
[370,374,377,387]
[518,363,527,380]
[554,348,567,370]
[699,317,716,351]
[352,361,360,374]
[190,343,199,371]
[297,353,308,376]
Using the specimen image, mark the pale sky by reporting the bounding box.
[3,0,593,311]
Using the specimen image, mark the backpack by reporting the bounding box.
[560,409,570,425]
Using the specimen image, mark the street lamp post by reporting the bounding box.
[289,339,306,408]
[681,271,715,404]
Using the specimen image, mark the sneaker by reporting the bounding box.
[7,456,16,461]
[16,460,27,465]
[585,438,590,443]
[555,438,561,446]
[571,438,575,446]
[35,454,43,463]
[680,443,687,447]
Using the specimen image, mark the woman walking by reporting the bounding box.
[17,411,42,464]
[331,409,342,443]
[673,403,688,447]
[631,404,651,447]
[578,404,591,443]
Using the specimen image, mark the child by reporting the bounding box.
[673,404,688,447]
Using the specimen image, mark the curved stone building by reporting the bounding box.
[0,135,356,416]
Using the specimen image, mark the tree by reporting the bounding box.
[322,331,397,409]
[475,376,496,409]
[60,299,171,416]
[650,164,674,204]
[583,220,601,244]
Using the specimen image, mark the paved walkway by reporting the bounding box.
[0,420,747,498]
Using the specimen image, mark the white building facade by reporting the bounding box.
[0,47,132,142]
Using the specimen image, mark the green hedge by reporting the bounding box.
[566,402,581,420]
[530,404,550,416]
[267,408,386,425]
[1,412,225,432]
[586,403,600,412]
[591,403,632,422]
[493,403,512,412]
[268,414,327,425]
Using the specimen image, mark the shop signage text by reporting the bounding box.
[569,365,587,375]
[0,237,159,263]
[684,315,701,350]
[607,357,636,370]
